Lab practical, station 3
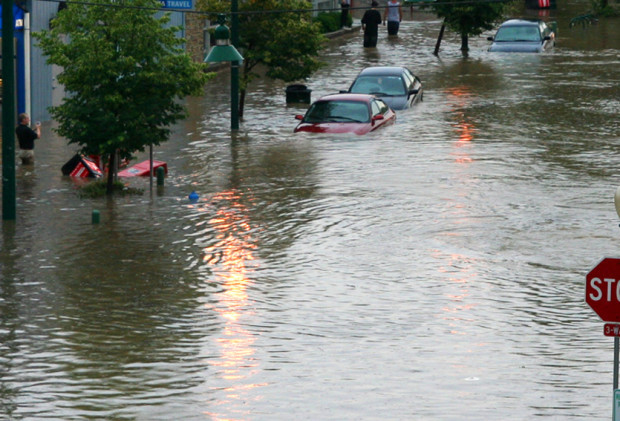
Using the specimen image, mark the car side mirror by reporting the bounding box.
[295,115,304,120]
[409,89,419,96]
[543,35,551,41]
[371,115,384,125]
[487,36,494,41]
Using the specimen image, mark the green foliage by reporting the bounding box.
[569,0,618,29]
[77,179,143,198]
[313,11,351,33]
[197,0,326,115]
[597,6,619,16]
[426,0,508,49]
[501,0,522,18]
[591,0,620,15]
[245,9,325,83]
[569,13,598,28]
[34,0,212,175]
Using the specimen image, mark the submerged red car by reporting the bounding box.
[294,93,396,135]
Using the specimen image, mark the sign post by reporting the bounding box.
[616,340,620,392]
[606,320,620,388]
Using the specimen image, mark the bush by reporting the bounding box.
[77,179,144,198]
[313,11,352,33]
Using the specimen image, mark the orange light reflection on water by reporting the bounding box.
[201,190,266,420]
[455,121,475,144]
[434,252,480,333]
[445,86,477,164]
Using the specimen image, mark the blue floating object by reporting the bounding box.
[189,191,199,202]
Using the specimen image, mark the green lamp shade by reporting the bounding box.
[204,16,243,63]
[204,45,244,63]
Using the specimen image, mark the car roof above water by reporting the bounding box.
[357,67,409,76]
[499,18,544,27]
[317,93,375,102]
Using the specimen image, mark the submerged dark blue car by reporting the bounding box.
[343,67,423,110]
[488,19,557,53]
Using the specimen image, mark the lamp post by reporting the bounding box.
[2,0,16,220]
[205,13,243,131]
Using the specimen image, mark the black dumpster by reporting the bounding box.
[286,84,312,104]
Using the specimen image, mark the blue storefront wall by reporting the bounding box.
[29,0,63,122]
[0,5,26,115]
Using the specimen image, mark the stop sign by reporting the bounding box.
[586,257,620,322]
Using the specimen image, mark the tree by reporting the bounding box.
[197,0,326,117]
[427,0,507,53]
[570,0,618,29]
[35,0,212,194]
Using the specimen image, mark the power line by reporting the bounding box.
[38,0,513,16]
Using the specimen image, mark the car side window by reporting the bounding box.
[403,71,414,90]
[380,100,389,114]
[372,100,389,116]
[371,101,381,117]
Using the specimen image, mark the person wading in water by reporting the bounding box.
[15,113,41,165]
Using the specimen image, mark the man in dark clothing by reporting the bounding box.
[361,1,382,48]
[340,0,350,28]
[15,113,41,165]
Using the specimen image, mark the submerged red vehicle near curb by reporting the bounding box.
[294,93,396,135]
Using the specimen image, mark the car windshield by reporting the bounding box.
[494,25,541,42]
[304,100,370,123]
[350,76,406,96]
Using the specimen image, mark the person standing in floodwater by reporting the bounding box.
[340,0,351,28]
[361,1,382,48]
[15,113,41,165]
[384,0,402,36]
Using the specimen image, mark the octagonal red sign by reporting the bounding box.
[586,258,620,322]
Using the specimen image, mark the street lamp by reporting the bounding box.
[205,14,243,130]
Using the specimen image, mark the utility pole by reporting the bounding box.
[2,0,17,220]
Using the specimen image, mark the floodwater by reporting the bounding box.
[1,1,619,419]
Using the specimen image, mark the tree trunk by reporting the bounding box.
[433,21,446,56]
[106,151,116,195]
[237,61,251,119]
[239,88,246,119]
[460,33,469,52]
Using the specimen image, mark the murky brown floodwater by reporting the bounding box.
[1,1,619,419]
